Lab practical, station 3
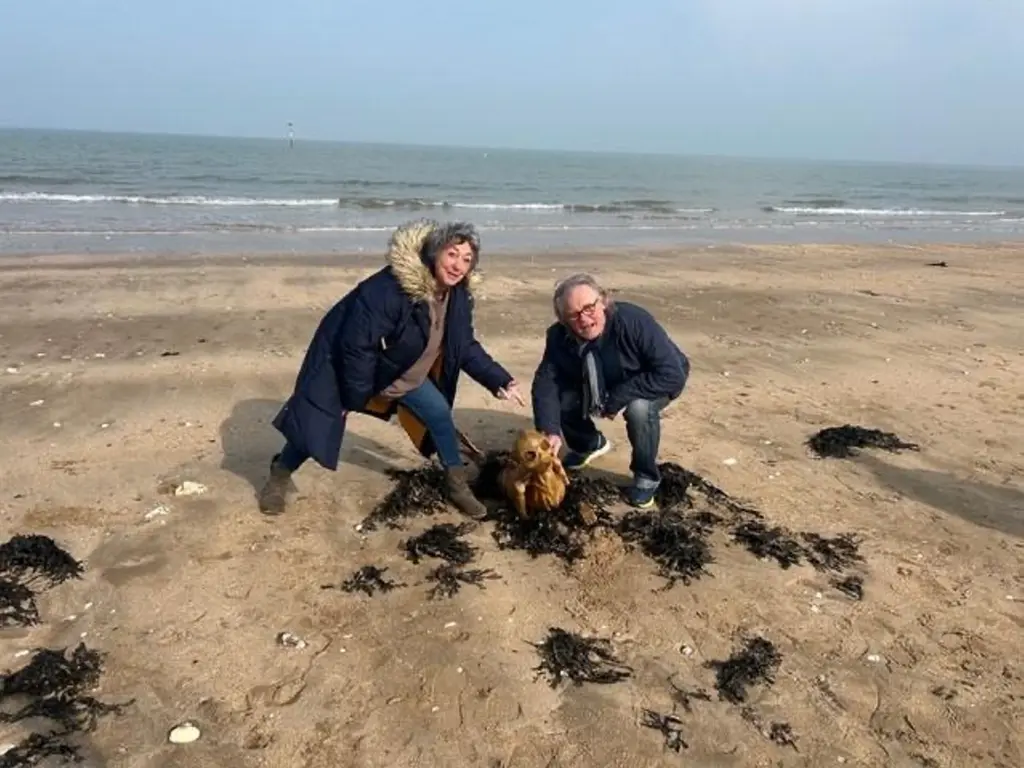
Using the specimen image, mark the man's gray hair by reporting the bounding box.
[552,272,613,322]
[421,220,481,269]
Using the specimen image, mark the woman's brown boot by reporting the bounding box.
[258,456,298,515]
[444,465,487,519]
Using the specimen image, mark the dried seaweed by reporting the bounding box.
[532,627,633,688]
[425,563,500,599]
[728,522,863,576]
[0,643,133,764]
[658,462,762,518]
[640,709,688,752]
[0,534,84,587]
[741,707,799,751]
[330,566,405,596]
[801,532,863,572]
[0,732,80,767]
[0,577,39,628]
[705,636,782,704]
[557,475,621,527]
[2,693,129,735]
[731,520,805,569]
[831,574,865,600]
[616,509,715,588]
[402,522,477,566]
[769,722,799,749]
[807,425,920,459]
[469,450,511,501]
[491,514,586,563]
[668,679,713,713]
[1,644,102,701]
[359,465,449,531]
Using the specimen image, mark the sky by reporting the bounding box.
[1,0,1023,166]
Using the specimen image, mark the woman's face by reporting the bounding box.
[433,240,475,288]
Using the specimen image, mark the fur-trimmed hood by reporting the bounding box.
[386,219,480,302]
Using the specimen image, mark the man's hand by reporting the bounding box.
[496,379,527,407]
[545,434,563,454]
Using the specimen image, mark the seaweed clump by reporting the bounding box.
[402,523,477,566]
[330,565,405,596]
[800,532,863,572]
[0,534,84,587]
[657,462,762,518]
[0,578,39,628]
[0,732,80,767]
[425,563,500,599]
[358,465,449,531]
[728,523,864,578]
[0,534,83,630]
[491,515,585,564]
[640,709,688,752]
[616,509,715,589]
[557,473,621,527]
[741,707,799,751]
[638,681,711,752]
[831,574,865,600]
[705,636,782,704]
[730,520,805,569]
[807,425,920,459]
[0,643,133,764]
[532,627,633,688]
[468,449,511,502]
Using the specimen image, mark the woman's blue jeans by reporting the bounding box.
[275,379,463,471]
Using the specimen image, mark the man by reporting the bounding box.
[531,273,690,508]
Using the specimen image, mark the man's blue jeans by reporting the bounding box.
[275,379,464,471]
[559,390,671,490]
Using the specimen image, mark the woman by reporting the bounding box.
[259,218,525,518]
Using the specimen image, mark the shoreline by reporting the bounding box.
[1,237,1023,271]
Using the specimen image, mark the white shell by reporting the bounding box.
[168,722,201,744]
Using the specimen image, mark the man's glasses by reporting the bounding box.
[568,298,602,323]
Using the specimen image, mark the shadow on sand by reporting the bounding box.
[855,453,1024,539]
[219,399,588,495]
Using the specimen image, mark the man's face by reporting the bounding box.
[564,285,607,341]
[433,241,474,288]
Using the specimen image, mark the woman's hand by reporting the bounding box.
[496,379,527,407]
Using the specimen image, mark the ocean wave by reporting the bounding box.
[1,225,395,235]
[0,192,341,207]
[780,197,847,208]
[0,191,716,215]
[765,205,1007,217]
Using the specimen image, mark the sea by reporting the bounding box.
[2,128,1024,256]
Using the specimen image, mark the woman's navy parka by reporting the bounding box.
[272,219,514,470]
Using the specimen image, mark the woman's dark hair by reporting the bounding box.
[420,221,481,270]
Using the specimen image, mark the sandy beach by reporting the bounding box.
[1,242,1022,767]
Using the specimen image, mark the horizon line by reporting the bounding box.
[1,123,1022,172]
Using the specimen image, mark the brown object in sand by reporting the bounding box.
[499,429,571,520]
